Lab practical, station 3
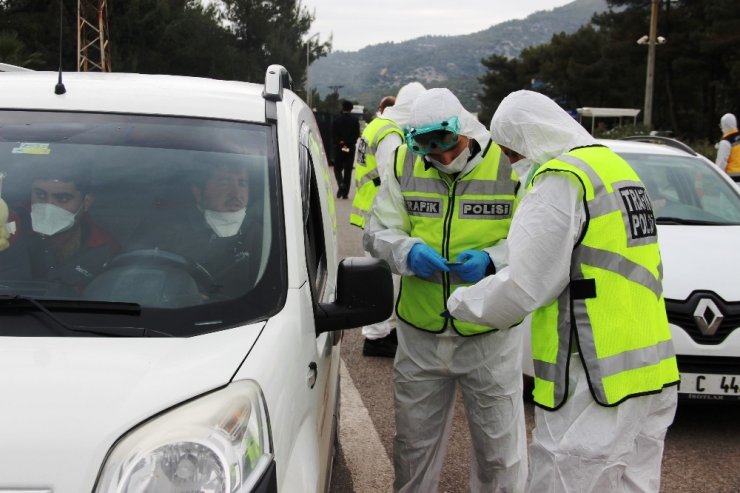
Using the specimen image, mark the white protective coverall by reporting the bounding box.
[447,90,678,493]
[362,82,425,341]
[715,112,738,170]
[364,88,526,493]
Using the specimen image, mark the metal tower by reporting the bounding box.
[77,0,111,72]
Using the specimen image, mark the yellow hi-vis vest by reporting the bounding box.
[528,146,679,410]
[350,117,404,228]
[722,130,740,173]
[395,141,519,336]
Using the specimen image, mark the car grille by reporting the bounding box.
[665,291,740,345]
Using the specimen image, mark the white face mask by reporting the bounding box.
[204,208,246,237]
[31,202,80,237]
[429,147,471,174]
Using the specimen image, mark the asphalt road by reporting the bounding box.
[329,183,740,493]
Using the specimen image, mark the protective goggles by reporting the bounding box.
[405,117,461,155]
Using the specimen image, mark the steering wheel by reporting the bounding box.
[108,248,217,290]
[84,249,220,307]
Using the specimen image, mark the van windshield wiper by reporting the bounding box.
[0,295,173,337]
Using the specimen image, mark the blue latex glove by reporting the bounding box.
[449,249,491,283]
[407,243,449,278]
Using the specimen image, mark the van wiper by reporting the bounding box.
[655,217,730,226]
[0,295,173,337]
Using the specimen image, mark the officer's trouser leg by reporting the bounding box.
[460,332,527,492]
[527,358,677,493]
[393,360,456,492]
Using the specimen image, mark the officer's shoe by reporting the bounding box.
[362,331,398,358]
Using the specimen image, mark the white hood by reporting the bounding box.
[0,322,264,491]
[490,90,595,165]
[408,87,490,149]
[720,112,737,134]
[382,81,425,129]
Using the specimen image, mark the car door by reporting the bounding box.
[298,115,341,492]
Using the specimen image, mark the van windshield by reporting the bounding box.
[0,111,285,336]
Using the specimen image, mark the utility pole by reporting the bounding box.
[642,0,659,129]
[77,0,111,72]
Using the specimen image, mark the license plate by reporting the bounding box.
[678,373,740,400]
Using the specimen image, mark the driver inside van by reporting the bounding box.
[129,162,261,299]
[0,163,119,292]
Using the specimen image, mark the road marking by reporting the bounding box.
[340,360,393,492]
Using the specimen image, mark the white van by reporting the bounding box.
[0,66,393,492]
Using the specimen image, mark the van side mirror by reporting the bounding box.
[315,257,393,333]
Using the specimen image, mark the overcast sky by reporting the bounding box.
[303,1,576,52]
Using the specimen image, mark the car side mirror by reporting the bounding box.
[315,257,393,333]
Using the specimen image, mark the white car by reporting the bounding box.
[0,67,392,492]
[0,62,32,72]
[522,137,740,402]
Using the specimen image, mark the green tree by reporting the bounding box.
[477,54,526,124]
[593,0,740,138]
[0,30,44,67]
[218,0,330,84]
[0,0,76,70]
[478,0,740,140]
[108,0,241,78]
[0,0,330,88]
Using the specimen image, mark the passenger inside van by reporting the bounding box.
[127,162,262,300]
[0,162,119,294]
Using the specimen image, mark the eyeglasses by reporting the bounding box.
[405,117,461,155]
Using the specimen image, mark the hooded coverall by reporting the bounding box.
[448,90,678,493]
[364,88,527,492]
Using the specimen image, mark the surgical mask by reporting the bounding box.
[31,202,80,236]
[204,208,246,237]
[429,147,471,174]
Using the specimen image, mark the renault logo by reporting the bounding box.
[693,298,723,336]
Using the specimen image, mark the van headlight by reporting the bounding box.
[95,380,272,493]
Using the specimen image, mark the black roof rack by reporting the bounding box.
[619,135,697,156]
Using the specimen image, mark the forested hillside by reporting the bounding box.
[309,0,608,111]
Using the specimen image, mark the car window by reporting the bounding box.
[620,152,740,224]
[0,110,285,336]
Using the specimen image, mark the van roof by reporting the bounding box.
[0,71,269,123]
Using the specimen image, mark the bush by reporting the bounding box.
[685,139,717,162]
[595,123,651,139]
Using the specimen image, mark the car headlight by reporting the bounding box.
[95,380,272,493]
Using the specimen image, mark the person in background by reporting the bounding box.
[448,90,679,493]
[377,95,396,115]
[716,112,740,174]
[364,88,525,492]
[332,100,361,199]
[351,82,425,358]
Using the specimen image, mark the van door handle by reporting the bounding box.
[307,362,318,389]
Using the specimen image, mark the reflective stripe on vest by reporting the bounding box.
[350,118,404,228]
[529,147,679,409]
[395,142,519,336]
